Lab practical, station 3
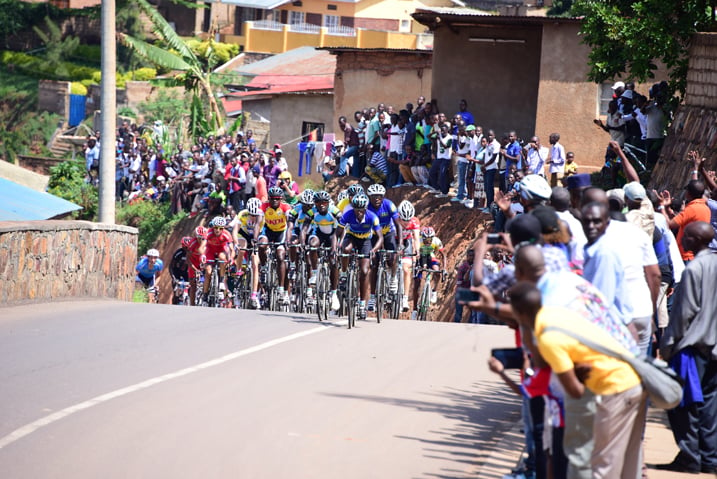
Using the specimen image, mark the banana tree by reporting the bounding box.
[118,0,225,139]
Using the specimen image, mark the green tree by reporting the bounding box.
[119,0,225,139]
[572,0,716,97]
[32,17,80,78]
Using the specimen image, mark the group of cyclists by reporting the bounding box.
[139,182,446,320]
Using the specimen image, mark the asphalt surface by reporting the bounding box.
[0,300,524,479]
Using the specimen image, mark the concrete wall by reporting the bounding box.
[333,50,432,128]
[38,80,70,118]
[0,221,138,305]
[431,24,542,142]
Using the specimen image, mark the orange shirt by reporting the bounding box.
[255,176,268,203]
[675,198,710,261]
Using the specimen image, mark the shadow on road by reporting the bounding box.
[322,381,523,479]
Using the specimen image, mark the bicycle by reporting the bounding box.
[414,263,447,321]
[259,242,285,312]
[289,244,312,314]
[203,259,226,308]
[234,246,257,309]
[373,249,394,324]
[171,278,190,305]
[309,245,333,322]
[338,251,371,329]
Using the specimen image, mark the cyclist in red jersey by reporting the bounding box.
[397,200,421,312]
[186,226,207,305]
[203,216,235,301]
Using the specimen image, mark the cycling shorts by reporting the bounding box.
[343,235,372,257]
[238,228,255,248]
[136,274,155,287]
[310,230,334,248]
[414,256,440,279]
[372,231,397,252]
[259,227,287,245]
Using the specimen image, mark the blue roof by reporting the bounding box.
[0,178,82,221]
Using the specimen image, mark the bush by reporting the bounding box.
[132,67,157,81]
[70,82,87,95]
[47,160,98,220]
[116,200,186,255]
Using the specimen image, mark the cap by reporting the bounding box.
[566,173,591,190]
[612,81,626,90]
[275,148,283,155]
[623,181,646,201]
[274,143,281,149]
[278,171,292,180]
[465,125,476,132]
[507,214,543,245]
[530,205,560,234]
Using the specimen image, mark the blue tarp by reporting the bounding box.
[69,94,86,127]
[0,178,82,221]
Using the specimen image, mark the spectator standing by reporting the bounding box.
[483,130,500,212]
[454,249,474,323]
[658,180,711,262]
[430,122,452,197]
[354,110,367,177]
[452,124,471,203]
[337,116,359,177]
[456,99,475,126]
[85,137,100,185]
[658,221,717,474]
[547,133,566,187]
[503,131,523,192]
[523,136,548,177]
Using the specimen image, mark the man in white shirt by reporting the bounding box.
[523,136,548,177]
[482,129,500,213]
[547,132,566,187]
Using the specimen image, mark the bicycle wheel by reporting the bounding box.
[390,270,403,320]
[375,264,385,324]
[295,257,306,313]
[316,264,328,321]
[347,268,357,329]
[268,258,278,311]
[418,277,431,321]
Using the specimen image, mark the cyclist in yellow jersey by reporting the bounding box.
[413,226,444,318]
[257,186,294,304]
[231,197,264,309]
[338,183,365,213]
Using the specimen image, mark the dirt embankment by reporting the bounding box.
[154,181,491,321]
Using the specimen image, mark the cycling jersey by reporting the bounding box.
[306,205,341,236]
[339,209,381,239]
[136,256,164,279]
[401,217,421,241]
[288,203,311,229]
[368,198,399,235]
[233,209,264,236]
[419,237,444,258]
[206,229,234,257]
[336,197,352,214]
[261,202,292,232]
[186,238,206,279]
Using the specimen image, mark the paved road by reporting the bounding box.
[0,301,523,479]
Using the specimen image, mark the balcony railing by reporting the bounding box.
[252,20,283,31]
[327,25,356,37]
[288,22,321,34]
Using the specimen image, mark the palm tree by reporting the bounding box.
[118,0,224,138]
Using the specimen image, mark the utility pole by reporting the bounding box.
[98,0,116,224]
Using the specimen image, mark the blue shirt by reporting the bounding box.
[339,209,381,239]
[583,235,633,323]
[368,198,399,235]
[505,141,523,177]
[136,256,164,279]
[459,110,475,126]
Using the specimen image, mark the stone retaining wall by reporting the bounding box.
[0,221,138,305]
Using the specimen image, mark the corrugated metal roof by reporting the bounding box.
[318,47,433,55]
[0,178,82,221]
[220,0,288,9]
[412,7,582,25]
[234,47,336,77]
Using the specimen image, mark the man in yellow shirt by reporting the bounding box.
[509,281,647,479]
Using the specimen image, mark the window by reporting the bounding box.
[327,4,337,10]
[399,19,411,32]
[289,10,305,25]
[324,15,339,29]
[598,82,615,116]
[302,121,324,142]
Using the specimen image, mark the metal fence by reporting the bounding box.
[327,25,356,37]
[252,20,283,31]
[288,22,321,34]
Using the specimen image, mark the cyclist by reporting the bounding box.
[257,186,294,304]
[397,200,421,312]
[186,226,208,306]
[204,216,235,303]
[366,183,403,313]
[337,183,364,213]
[135,248,164,303]
[231,197,264,309]
[303,190,341,311]
[287,189,315,284]
[169,238,191,305]
[337,194,383,319]
[413,226,445,319]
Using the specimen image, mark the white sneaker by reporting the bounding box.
[401,295,409,312]
[411,310,418,320]
[251,296,260,309]
[389,276,398,294]
[463,200,474,209]
[306,287,313,299]
[430,291,438,304]
[367,295,376,312]
[330,291,340,311]
[219,283,226,290]
[309,271,317,285]
[283,291,291,304]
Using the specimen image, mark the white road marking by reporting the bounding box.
[0,323,339,450]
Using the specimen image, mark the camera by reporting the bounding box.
[279,180,285,186]
[486,233,502,245]
[491,348,524,369]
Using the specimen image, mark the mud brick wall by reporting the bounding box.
[0,221,138,304]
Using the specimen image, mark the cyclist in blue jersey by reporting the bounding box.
[303,190,341,310]
[337,194,383,319]
[287,189,314,283]
[366,183,403,311]
[136,248,164,303]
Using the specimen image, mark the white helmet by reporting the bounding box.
[299,189,315,205]
[518,174,552,202]
[337,190,349,202]
[398,200,415,221]
[367,183,386,196]
[247,197,262,215]
[146,248,160,258]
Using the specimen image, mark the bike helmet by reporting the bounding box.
[246,197,262,215]
[420,227,435,239]
[518,174,552,202]
[181,236,193,248]
[194,226,208,239]
[268,186,283,198]
[299,189,315,205]
[146,248,160,257]
[347,184,364,197]
[366,183,386,196]
[398,200,415,221]
[337,190,349,202]
[315,190,331,203]
[212,216,226,228]
[351,194,370,209]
